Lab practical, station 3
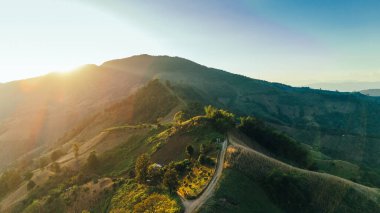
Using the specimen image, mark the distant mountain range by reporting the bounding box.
[308,81,380,92]
[361,89,380,97]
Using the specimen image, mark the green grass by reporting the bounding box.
[150,116,224,164]
[309,145,380,188]
[96,130,157,177]
[200,169,283,213]
[225,145,380,213]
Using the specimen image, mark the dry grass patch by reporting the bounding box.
[178,164,214,199]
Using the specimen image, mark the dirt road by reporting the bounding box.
[181,139,227,213]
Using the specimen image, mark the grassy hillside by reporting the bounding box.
[2,54,380,176]
[2,55,380,212]
[98,55,380,178]
[55,79,180,146]
[202,138,380,213]
[2,100,380,212]
[0,80,183,212]
[0,101,228,212]
[200,169,283,213]
[0,65,147,170]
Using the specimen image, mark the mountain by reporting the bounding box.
[2,54,380,177]
[0,64,147,169]
[361,89,380,97]
[102,55,380,176]
[1,55,380,212]
[308,81,380,92]
[3,54,380,173]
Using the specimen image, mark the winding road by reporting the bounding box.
[180,139,228,213]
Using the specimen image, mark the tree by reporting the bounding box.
[147,164,163,186]
[73,143,79,159]
[87,151,99,171]
[186,145,194,159]
[163,168,179,194]
[135,154,150,183]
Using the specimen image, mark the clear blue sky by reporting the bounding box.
[1,0,379,86]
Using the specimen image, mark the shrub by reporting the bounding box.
[147,164,163,186]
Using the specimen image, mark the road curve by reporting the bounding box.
[181,139,228,213]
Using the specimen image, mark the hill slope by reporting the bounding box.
[1,55,380,185]
[1,76,380,212]
[100,55,380,174]
[201,133,380,213]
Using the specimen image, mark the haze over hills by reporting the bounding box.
[361,89,380,97]
[308,81,380,92]
[1,55,380,212]
[2,55,380,171]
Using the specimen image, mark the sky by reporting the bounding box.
[1,0,380,89]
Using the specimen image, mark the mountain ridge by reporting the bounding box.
[1,67,380,212]
[361,89,380,97]
[0,54,379,179]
